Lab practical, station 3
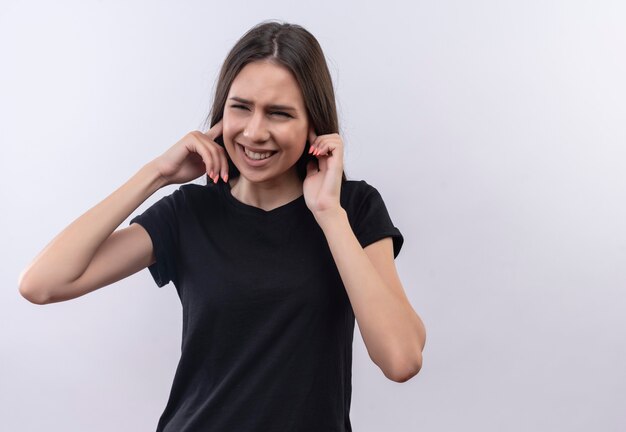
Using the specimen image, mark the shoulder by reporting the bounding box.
[340,178,392,226]
[340,179,384,210]
[341,178,404,257]
[149,183,219,216]
[178,182,214,195]
[173,182,220,201]
[340,178,373,197]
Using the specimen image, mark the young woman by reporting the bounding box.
[19,20,426,432]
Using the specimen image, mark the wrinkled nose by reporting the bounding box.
[243,112,270,142]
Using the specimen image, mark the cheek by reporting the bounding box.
[279,123,307,146]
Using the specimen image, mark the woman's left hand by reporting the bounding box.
[303,127,344,218]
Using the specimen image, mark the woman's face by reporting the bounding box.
[222,60,309,184]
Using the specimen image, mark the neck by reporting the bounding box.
[229,170,303,212]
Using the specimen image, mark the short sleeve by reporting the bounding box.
[129,188,185,288]
[352,181,404,258]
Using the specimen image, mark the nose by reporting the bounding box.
[243,111,270,142]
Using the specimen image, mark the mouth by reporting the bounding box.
[238,143,278,162]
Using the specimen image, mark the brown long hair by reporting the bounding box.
[201,20,347,184]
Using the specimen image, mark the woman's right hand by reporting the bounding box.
[152,119,228,186]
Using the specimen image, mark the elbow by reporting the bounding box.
[18,273,50,305]
[392,315,427,382]
[386,318,427,383]
[385,350,423,384]
[19,284,49,305]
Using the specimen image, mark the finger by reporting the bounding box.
[309,136,325,155]
[191,141,214,180]
[314,137,340,157]
[205,144,221,183]
[205,118,224,141]
[312,136,329,156]
[316,148,329,171]
[218,147,229,182]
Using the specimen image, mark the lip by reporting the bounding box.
[237,143,278,167]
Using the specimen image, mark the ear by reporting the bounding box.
[308,124,317,146]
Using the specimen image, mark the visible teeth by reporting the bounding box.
[243,146,273,160]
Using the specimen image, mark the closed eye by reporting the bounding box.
[272,111,292,118]
[230,104,292,118]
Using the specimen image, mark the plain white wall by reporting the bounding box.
[2,0,625,431]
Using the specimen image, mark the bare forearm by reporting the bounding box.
[19,162,166,291]
[315,209,423,380]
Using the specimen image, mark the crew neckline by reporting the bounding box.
[218,180,306,217]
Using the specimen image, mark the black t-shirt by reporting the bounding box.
[129,179,403,432]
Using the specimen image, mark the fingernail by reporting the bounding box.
[223,174,229,182]
[209,170,214,178]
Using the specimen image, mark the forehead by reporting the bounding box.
[228,60,305,109]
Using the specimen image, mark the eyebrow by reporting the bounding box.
[228,96,298,112]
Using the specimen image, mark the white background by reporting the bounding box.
[2,0,625,431]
